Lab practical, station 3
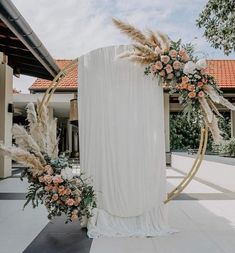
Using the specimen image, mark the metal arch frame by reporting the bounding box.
[164,126,209,204]
[38,58,209,204]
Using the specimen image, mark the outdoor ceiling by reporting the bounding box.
[0,0,60,80]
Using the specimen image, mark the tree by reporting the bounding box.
[197,0,235,55]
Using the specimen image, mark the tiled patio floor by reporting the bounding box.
[0,167,235,253]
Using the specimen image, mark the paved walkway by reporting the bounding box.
[173,151,235,166]
[0,167,235,252]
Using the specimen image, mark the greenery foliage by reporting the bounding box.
[218,138,235,157]
[197,0,235,55]
[170,112,231,151]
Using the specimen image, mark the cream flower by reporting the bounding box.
[61,167,73,180]
[196,59,207,70]
[183,61,196,75]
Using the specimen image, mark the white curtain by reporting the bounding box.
[78,45,173,238]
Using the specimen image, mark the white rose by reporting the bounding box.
[61,167,73,180]
[196,59,207,70]
[183,61,196,75]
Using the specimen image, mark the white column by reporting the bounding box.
[67,120,72,152]
[164,93,170,152]
[231,108,235,138]
[0,53,13,178]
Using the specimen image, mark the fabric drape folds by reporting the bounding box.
[78,45,173,238]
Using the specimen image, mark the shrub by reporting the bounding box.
[218,138,235,157]
[170,112,231,151]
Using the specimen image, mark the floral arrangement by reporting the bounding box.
[0,102,96,223]
[113,19,235,143]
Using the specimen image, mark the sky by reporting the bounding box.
[12,0,235,93]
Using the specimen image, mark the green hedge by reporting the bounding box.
[170,112,231,151]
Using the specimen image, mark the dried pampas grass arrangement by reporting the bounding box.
[0,102,59,173]
[112,18,170,65]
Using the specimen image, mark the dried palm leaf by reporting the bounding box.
[112,18,152,47]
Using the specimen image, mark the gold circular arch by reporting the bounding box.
[38,59,208,204]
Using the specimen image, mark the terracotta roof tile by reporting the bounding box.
[29,59,235,91]
[29,60,78,91]
[207,60,235,88]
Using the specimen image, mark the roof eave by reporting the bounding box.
[0,0,60,80]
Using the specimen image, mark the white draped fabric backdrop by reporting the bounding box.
[78,45,174,238]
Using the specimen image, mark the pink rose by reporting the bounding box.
[72,209,78,215]
[52,194,58,201]
[58,186,66,196]
[71,214,78,222]
[169,50,177,58]
[181,83,188,90]
[188,85,195,91]
[165,64,173,74]
[39,176,44,183]
[44,165,53,175]
[173,60,181,70]
[53,175,63,184]
[65,188,72,195]
[154,61,163,70]
[198,91,205,97]
[52,186,58,192]
[159,70,166,77]
[179,48,186,57]
[151,65,157,73]
[154,46,162,55]
[45,185,53,192]
[44,175,53,184]
[175,84,181,90]
[161,55,170,64]
[181,53,190,62]
[66,198,75,206]
[197,81,204,87]
[182,76,189,84]
[167,73,174,80]
[188,91,196,98]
